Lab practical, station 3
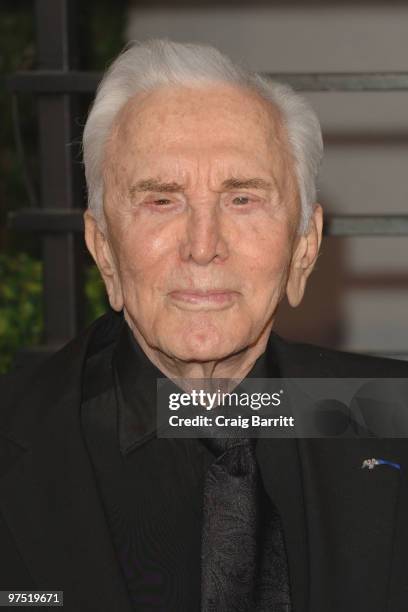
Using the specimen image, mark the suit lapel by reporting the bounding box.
[254,333,310,611]
[0,312,133,612]
[256,437,309,612]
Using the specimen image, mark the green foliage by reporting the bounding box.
[0,254,107,373]
[85,264,109,323]
[0,252,43,373]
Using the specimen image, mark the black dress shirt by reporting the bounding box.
[80,314,276,611]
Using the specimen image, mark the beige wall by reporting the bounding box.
[126,3,408,356]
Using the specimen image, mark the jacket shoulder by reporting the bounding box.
[271,333,408,377]
[0,309,123,441]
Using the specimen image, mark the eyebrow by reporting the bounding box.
[220,177,274,190]
[129,179,185,195]
[129,176,274,196]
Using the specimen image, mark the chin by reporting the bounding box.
[161,325,241,363]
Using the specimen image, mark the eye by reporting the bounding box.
[232,195,252,205]
[153,198,172,206]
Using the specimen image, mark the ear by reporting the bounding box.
[83,210,124,311]
[286,204,323,308]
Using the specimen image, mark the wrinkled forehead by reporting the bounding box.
[104,83,293,181]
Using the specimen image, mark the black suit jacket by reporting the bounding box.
[1,309,408,612]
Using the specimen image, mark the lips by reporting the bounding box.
[168,289,239,307]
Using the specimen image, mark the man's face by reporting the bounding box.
[90,84,317,362]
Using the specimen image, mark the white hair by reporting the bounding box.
[83,38,323,233]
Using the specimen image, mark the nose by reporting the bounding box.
[179,204,229,265]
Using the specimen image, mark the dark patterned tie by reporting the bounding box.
[200,436,292,612]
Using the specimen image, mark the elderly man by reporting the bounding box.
[1,40,408,612]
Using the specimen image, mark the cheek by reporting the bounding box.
[113,221,177,297]
[123,238,158,273]
[240,223,292,291]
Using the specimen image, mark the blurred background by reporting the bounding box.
[1,0,407,373]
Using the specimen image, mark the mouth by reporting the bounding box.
[168,289,239,310]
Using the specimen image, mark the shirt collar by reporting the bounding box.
[112,317,164,454]
[112,316,281,456]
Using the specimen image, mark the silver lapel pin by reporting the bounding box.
[362,458,401,471]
